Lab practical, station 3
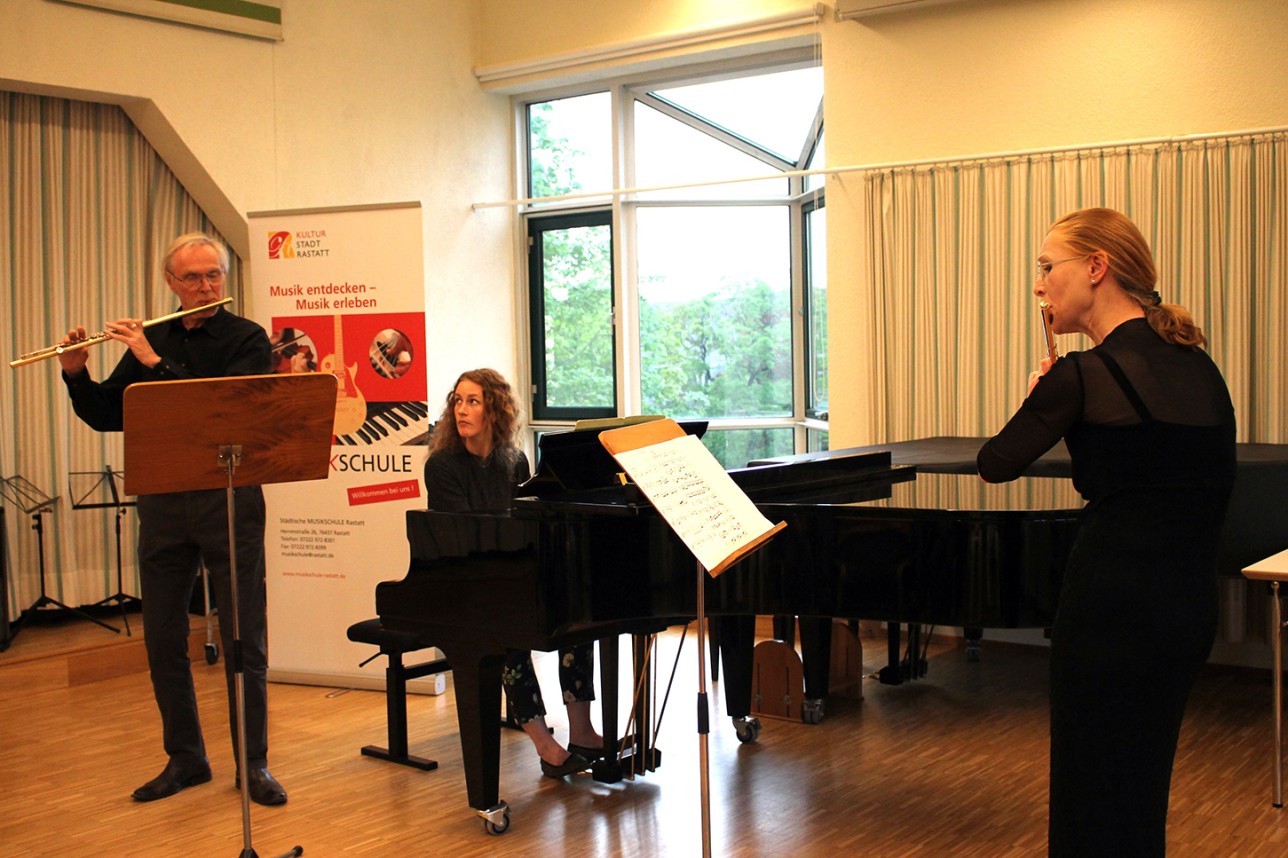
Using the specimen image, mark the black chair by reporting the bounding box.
[345,618,450,770]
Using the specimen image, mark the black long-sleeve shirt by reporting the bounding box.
[63,307,272,431]
[978,318,1235,504]
[423,447,531,513]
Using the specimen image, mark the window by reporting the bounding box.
[523,61,824,467]
[527,211,615,420]
[526,93,611,202]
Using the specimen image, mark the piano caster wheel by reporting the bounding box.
[732,716,761,744]
[965,641,981,663]
[801,698,825,724]
[204,643,219,665]
[478,801,511,835]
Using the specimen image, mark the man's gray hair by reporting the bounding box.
[162,232,230,275]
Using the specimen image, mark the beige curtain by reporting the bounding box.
[857,132,1287,449]
[1,92,235,622]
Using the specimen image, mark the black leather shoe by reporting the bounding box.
[132,759,213,802]
[567,742,605,760]
[235,767,288,806]
[540,752,590,779]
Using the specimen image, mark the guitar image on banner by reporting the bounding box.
[319,314,367,436]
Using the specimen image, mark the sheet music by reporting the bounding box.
[612,434,776,574]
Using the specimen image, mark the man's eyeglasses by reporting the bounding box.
[1036,255,1087,281]
[168,269,225,287]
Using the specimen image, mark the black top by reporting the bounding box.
[62,307,272,432]
[978,318,1236,504]
[424,447,532,513]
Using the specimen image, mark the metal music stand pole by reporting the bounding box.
[2,475,119,639]
[73,467,139,634]
[123,373,335,858]
[1,507,10,651]
[695,559,714,858]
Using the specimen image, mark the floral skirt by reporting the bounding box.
[501,642,595,724]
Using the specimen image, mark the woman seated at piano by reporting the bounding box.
[423,367,603,779]
[979,208,1236,857]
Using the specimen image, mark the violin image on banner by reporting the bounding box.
[1039,300,1060,363]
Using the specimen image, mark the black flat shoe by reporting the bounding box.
[235,767,288,806]
[570,734,631,760]
[132,759,212,802]
[540,752,590,779]
[567,743,605,760]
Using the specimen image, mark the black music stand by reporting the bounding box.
[71,467,139,634]
[1,474,119,641]
[124,372,335,858]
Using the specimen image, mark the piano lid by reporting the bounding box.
[730,448,912,503]
[522,419,708,493]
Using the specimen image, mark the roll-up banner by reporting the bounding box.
[248,202,437,691]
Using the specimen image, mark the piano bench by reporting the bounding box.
[346,618,451,772]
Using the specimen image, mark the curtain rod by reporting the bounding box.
[472,126,1288,211]
[474,5,826,88]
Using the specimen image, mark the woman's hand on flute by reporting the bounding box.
[1026,355,1056,396]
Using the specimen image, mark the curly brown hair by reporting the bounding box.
[427,368,522,467]
[1049,207,1207,348]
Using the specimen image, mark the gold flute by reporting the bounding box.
[1039,300,1059,362]
[10,298,233,367]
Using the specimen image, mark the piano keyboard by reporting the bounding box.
[335,401,431,446]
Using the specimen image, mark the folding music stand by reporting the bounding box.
[71,467,139,634]
[1,474,119,640]
[598,419,786,858]
[124,372,335,858]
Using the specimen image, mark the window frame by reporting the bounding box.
[526,208,618,422]
[517,53,826,462]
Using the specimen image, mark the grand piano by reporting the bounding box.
[375,429,1288,831]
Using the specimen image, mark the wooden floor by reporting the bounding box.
[2,609,1287,857]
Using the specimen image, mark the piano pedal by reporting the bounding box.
[900,655,929,681]
[877,664,904,685]
[477,801,511,836]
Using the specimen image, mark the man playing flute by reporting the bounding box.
[57,232,287,807]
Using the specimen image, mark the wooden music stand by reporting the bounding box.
[123,372,335,858]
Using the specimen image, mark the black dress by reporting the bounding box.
[978,318,1236,857]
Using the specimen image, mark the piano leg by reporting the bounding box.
[592,636,624,782]
[711,615,761,743]
[444,646,510,833]
[964,626,983,662]
[798,616,831,724]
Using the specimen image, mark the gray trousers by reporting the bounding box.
[136,486,269,771]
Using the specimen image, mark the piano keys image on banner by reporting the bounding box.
[334,401,431,446]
